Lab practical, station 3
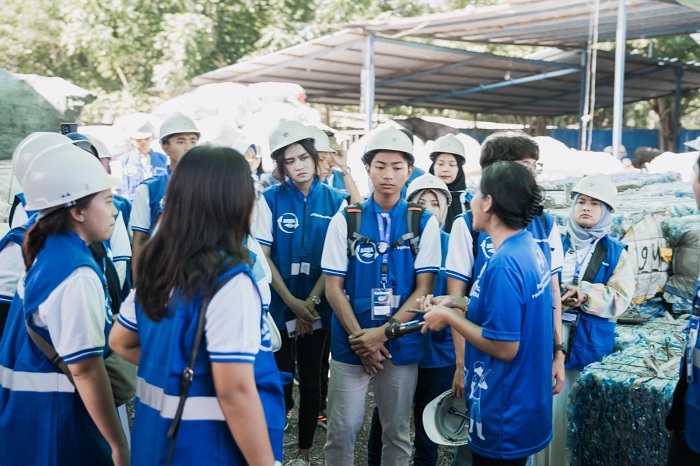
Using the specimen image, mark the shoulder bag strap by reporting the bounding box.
[25,323,75,386]
[166,271,238,465]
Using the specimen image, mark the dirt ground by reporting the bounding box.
[282,379,455,465]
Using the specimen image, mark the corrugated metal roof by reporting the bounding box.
[350,0,700,48]
[192,30,700,116]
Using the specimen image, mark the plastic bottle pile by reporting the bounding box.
[567,330,687,466]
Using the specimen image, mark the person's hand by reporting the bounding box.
[421,305,456,332]
[452,366,465,398]
[360,347,391,375]
[349,327,388,357]
[331,149,348,171]
[552,351,565,394]
[296,319,313,339]
[561,285,586,307]
[432,295,469,313]
[112,444,130,466]
[287,297,318,324]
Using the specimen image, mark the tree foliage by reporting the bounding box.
[1,0,698,137]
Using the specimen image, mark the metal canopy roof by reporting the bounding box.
[192,30,700,117]
[350,0,700,48]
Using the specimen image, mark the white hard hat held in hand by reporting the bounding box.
[422,390,470,446]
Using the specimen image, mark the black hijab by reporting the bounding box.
[429,153,467,233]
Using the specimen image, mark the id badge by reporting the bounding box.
[371,288,393,320]
[562,309,580,327]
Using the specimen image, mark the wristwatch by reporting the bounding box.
[554,343,567,355]
[308,295,321,305]
[340,166,352,176]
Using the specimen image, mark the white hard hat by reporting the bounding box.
[269,119,313,154]
[23,144,120,211]
[306,125,336,153]
[159,112,200,141]
[430,134,465,162]
[571,174,618,212]
[85,135,111,159]
[130,121,155,139]
[685,137,700,151]
[362,126,414,164]
[12,132,75,188]
[422,391,470,446]
[406,173,452,207]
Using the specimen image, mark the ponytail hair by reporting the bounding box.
[22,194,97,270]
[479,161,544,230]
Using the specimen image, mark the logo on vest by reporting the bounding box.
[480,238,495,258]
[355,242,378,264]
[277,213,299,233]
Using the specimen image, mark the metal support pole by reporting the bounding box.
[674,66,684,152]
[579,46,589,150]
[361,31,376,131]
[612,0,627,159]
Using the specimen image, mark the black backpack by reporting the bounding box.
[345,202,424,258]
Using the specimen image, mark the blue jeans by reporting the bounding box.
[368,364,455,466]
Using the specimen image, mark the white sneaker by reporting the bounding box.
[284,455,310,466]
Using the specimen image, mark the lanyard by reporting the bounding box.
[376,213,391,290]
[687,293,700,382]
[572,241,596,286]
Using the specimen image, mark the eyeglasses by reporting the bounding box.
[516,160,544,175]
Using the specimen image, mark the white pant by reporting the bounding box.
[531,368,580,466]
[323,359,418,466]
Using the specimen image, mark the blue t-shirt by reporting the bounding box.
[464,229,553,460]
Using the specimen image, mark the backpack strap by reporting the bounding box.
[346,203,370,257]
[581,239,608,284]
[392,202,424,257]
[466,210,480,261]
[8,194,23,227]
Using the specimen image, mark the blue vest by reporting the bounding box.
[262,178,348,330]
[10,193,38,226]
[331,197,434,366]
[684,280,700,453]
[0,231,113,465]
[561,235,625,371]
[120,150,168,200]
[421,229,455,368]
[326,170,347,191]
[130,264,285,465]
[112,193,132,232]
[0,215,38,304]
[400,166,425,199]
[142,171,171,233]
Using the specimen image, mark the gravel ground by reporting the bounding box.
[282,379,455,466]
